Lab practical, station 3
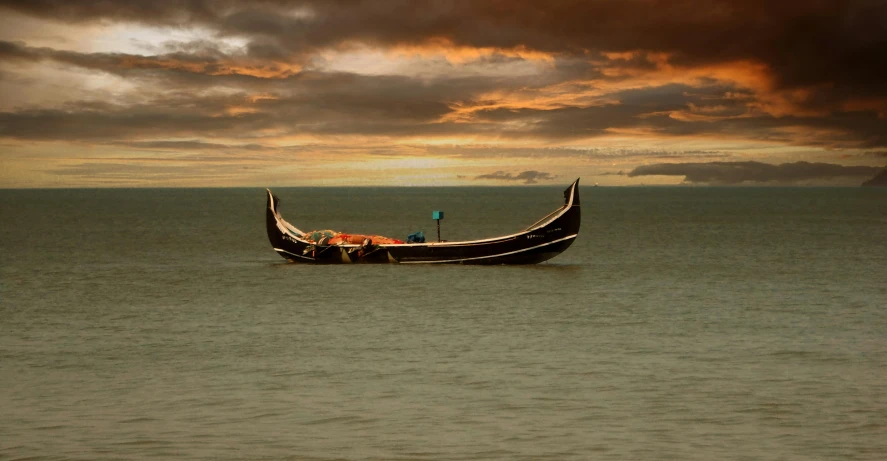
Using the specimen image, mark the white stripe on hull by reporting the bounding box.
[398,234,577,264]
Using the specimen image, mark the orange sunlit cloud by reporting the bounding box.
[387,38,557,65]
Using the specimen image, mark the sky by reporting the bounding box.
[1,0,886,187]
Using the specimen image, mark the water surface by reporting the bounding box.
[2,186,885,460]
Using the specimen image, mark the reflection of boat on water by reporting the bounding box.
[266,179,581,265]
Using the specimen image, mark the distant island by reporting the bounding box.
[861,167,887,187]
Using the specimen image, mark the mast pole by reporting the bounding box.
[432,210,444,242]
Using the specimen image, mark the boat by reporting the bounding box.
[265,178,581,264]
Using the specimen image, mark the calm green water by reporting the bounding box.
[1,186,886,460]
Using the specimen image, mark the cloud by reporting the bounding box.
[3,1,886,114]
[0,71,882,150]
[426,145,727,160]
[107,140,271,151]
[45,161,261,186]
[0,39,303,79]
[627,161,883,184]
[0,105,272,141]
[474,170,556,184]
[2,1,887,187]
[0,71,484,141]
[2,5,886,148]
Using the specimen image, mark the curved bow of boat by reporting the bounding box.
[266,189,312,260]
[265,178,580,264]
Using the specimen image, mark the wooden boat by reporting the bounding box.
[266,179,580,264]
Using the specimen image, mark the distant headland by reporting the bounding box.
[861,167,887,187]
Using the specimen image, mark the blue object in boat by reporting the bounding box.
[407,231,425,243]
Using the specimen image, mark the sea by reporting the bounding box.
[1,186,885,461]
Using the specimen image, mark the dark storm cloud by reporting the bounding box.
[627,161,883,184]
[1,1,886,150]
[0,67,490,141]
[0,97,467,141]
[0,40,35,60]
[3,0,885,107]
[467,82,887,148]
[0,105,272,141]
[0,0,218,25]
[0,38,509,130]
[0,40,302,80]
[0,38,532,106]
[0,78,877,148]
[474,170,556,184]
[464,83,768,141]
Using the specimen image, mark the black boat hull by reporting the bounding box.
[266,179,581,265]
